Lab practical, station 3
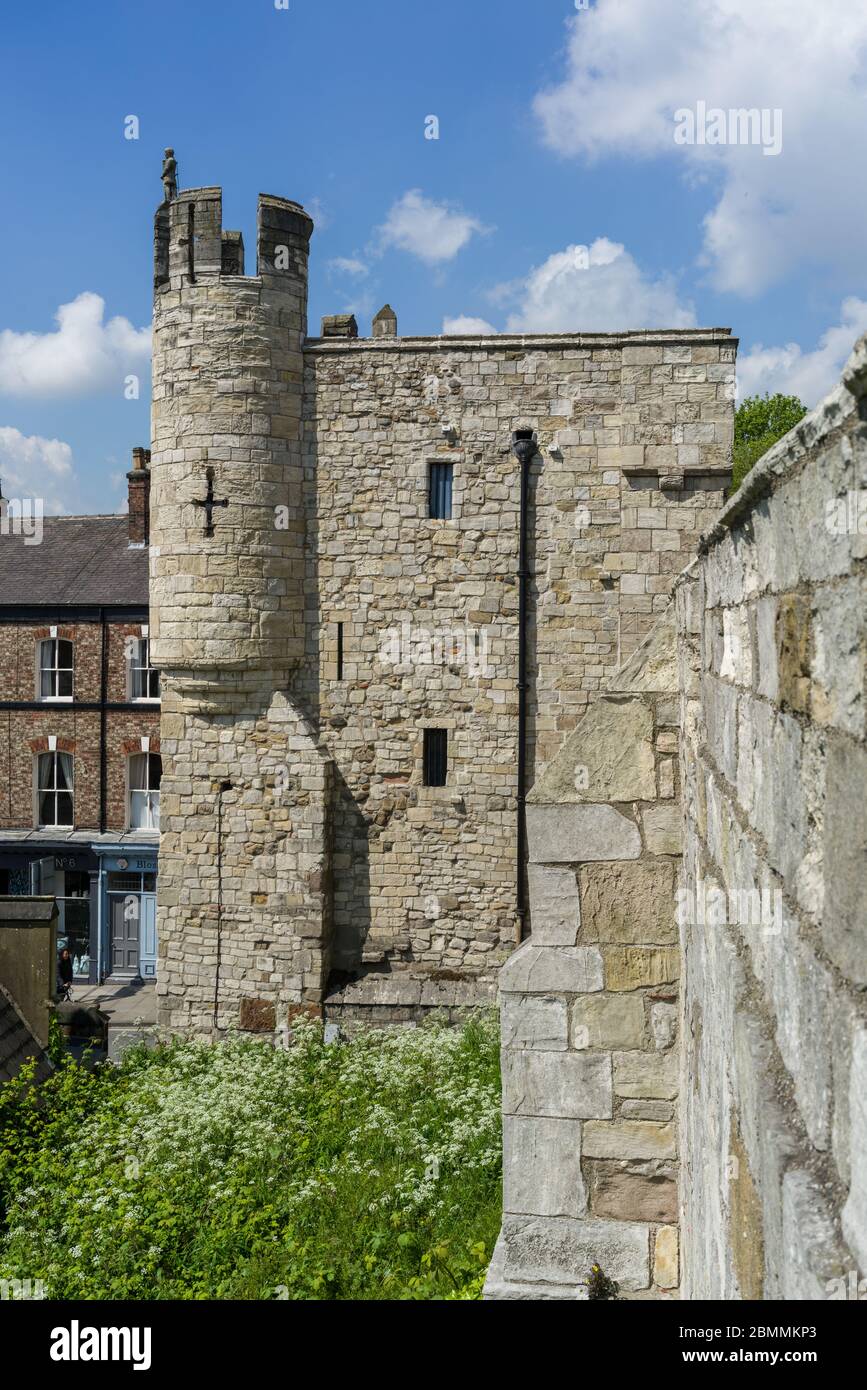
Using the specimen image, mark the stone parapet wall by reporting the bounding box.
[486,331,867,1300]
[485,608,683,1299]
[675,335,867,1299]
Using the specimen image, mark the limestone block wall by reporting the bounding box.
[156,682,333,1033]
[485,608,683,1298]
[300,330,734,993]
[676,335,867,1298]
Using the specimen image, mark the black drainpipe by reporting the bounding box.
[512,429,536,942]
[213,779,232,1029]
[98,607,107,832]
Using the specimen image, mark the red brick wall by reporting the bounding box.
[0,620,160,831]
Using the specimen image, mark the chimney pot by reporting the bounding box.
[372,304,397,339]
[127,446,151,545]
[320,314,358,339]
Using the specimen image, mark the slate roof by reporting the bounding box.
[0,516,148,607]
[0,984,52,1084]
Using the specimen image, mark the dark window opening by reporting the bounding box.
[428,462,453,519]
[187,201,196,282]
[423,728,448,787]
[337,622,344,681]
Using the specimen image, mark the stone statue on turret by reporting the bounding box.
[161,148,177,203]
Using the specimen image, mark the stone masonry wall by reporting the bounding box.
[485,606,683,1298]
[146,177,735,1029]
[675,335,867,1299]
[300,329,734,1004]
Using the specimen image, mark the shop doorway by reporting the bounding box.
[106,870,156,979]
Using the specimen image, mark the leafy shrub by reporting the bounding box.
[732,392,807,492]
[0,1012,501,1300]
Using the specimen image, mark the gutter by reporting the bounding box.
[512,429,536,943]
[98,607,108,833]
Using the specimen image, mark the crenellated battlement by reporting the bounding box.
[154,187,313,290]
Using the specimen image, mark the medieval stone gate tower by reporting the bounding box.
[148,166,735,1034]
[149,187,333,1033]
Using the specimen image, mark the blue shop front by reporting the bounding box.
[0,836,158,984]
[93,845,159,982]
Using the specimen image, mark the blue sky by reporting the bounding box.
[1,0,866,513]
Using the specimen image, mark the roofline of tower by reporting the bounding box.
[303,327,738,353]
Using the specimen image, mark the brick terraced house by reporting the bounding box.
[0,453,160,983]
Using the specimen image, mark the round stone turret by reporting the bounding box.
[149,186,313,677]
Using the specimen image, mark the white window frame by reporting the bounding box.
[127,752,162,831]
[35,750,74,829]
[127,634,160,703]
[37,637,74,702]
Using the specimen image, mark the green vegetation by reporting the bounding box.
[732,392,808,492]
[0,1012,502,1300]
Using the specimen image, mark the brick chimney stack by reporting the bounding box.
[127,447,151,545]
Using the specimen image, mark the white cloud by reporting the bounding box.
[0,427,77,512]
[0,293,151,397]
[737,298,867,408]
[375,190,490,265]
[534,0,867,295]
[328,257,368,278]
[442,315,497,335]
[305,197,330,231]
[497,238,695,332]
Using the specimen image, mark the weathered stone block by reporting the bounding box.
[755,595,779,701]
[504,1116,586,1217]
[528,697,655,803]
[238,997,276,1031]
[782,1168,850,1300]
[728,1113,765,1300]
[842,1029,867,1272]
[604,946,679,991]
[502,1050,612,1119]
[526,804,641,864]
[501,992,568,1051]
[586,1160,678,1222]
[650,1001,678,1049]
[776,591,812,715]
[527,864,580,946]
[498,943,603,994]
[641,802,682,855]
[811,575,865,737]
[501,1214,650,1290]
[583,1120,676,1160]
[614,1049,679,1099]
[571,993,647,1050]
[654,1225,679,1288]
[822,738,867,985]
[621,1100,673,1121]
[578,859,677,944]
[483,1234,589,1300]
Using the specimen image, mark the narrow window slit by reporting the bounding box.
[423,728,448,787]
[428,462,453,519]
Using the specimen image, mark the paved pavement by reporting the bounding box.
[70,979,157,1027]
